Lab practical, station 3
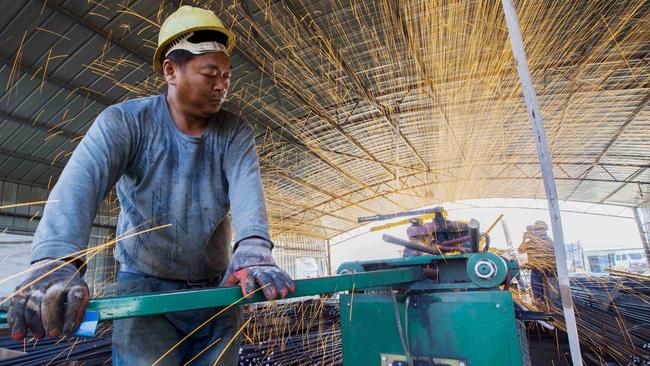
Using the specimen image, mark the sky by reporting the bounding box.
[329,198,644,270]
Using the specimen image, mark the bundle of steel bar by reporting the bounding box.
[239,298,342,365]
[550,273,650,365]
[0,325,112,366]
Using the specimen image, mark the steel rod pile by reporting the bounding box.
[551,273,650,365]
[0,327,112,366]
[239,298,342,365]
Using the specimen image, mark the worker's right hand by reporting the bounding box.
[8,259,89,340]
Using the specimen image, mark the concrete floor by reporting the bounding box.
[528,330,572,366]
[527,328,618,366]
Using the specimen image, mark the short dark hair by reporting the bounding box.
[164,30,229,69]
[165,49,196,69]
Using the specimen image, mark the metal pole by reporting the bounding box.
[326,239,333,275]
[500,1,583,364]
[501,218,516,260]
[632,207,650,268]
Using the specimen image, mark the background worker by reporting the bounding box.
[7,6,294,365]
[518,221,557,308]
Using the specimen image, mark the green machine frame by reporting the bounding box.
[0,253,523,365]
[337,253,523,366]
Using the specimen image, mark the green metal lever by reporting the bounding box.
[0,267,422,324]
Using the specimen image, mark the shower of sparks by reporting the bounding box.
[0,0,647,364]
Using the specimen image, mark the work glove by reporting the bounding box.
[8,259,89,340]
[220,238,295,300]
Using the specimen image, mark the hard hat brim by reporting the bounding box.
[153,26,235,73]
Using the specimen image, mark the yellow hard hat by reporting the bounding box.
[533,220,548,231]
[153,6,235,73]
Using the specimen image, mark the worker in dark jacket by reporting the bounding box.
[518,221,557,307]
[7,6,294,365]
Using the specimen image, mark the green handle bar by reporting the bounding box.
[0,267,422,324]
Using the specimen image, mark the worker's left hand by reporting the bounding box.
[220,238,295,300]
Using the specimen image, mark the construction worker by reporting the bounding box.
[518,221,557,307]
[7,6,294,365]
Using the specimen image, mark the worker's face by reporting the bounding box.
[164,52,231,117]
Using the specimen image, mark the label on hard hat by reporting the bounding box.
[74,310,100,337]
[165,32,229,58]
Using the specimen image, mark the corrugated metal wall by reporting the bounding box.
[0,179,117,297]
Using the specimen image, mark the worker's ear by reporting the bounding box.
[162,59,178,86]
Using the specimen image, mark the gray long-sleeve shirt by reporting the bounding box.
[31,94,271,280]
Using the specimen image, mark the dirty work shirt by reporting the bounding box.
[31,94,270,280]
